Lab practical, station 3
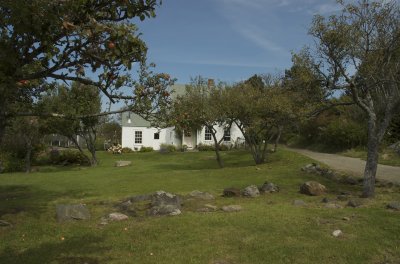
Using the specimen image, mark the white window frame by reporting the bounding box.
[204,127,212,141]
[223,128,231,142]
[134,130,143,144]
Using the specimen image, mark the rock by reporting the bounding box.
[56,204,90,222]
[347,199,364,208]
[324,203,343,209]
[222,205,242,212]
[321,197,334,203]
[115,160,132,167]
[386,202,400,211]
[0,220,12,227]
[108,212,129,221]
[293,199,306,207]
[223,188,241,197]
[188,190,215,200]
[117,200,137,216]
[342,217,350,221]
[128,194,153,203]
[340,175,359,185]
[300,181,326,196]
[196,204,218,213]
[332,230,342,237]
[148,191,181,216]
[242,185,260,198]
[259,182,279,193]
[99,217,109,225]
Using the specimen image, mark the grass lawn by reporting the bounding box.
[341,148,400,167]
[0,149,399,264]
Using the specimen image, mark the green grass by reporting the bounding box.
[1,150,399,264]
[341,147,400,167]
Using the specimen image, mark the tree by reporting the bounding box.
[171,77,229,168]
[40,82,101,166]
[225,75,296,164]
[308,0,400,197]
[0,0,171,141]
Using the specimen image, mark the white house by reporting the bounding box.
[121,84,245,151]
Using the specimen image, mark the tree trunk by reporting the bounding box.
[273,126,283,152]
[25,143,32,173]
[362,117,379,198]
[70,136,92,165]
[211,129,224,168]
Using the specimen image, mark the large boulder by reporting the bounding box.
[387,202,400,211]
[148,191,181,216]
[223,188,241,197]
[222,205,242,212]
[242,185,260,198]
[56,204,90,222]
[259,182,279,193]
[300,181,326,196]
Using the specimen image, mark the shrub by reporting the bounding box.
[139,147,154,153]
[59,149,89,165]
[121,147,133,153]
[197,144,214,151]
[0,152,25,173]
[160,144,176,153]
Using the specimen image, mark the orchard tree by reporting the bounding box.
[0,0,172,141]
[226,75,296,164]
[308,0,400,197]
[171,77,229,168]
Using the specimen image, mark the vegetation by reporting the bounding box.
[306,0,400,197]
[0,150,399,263]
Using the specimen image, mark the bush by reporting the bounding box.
[0,152,25,173]
[47,149,89,165]
[139,147,154,153]
[160,144,176,153]
[121,147,133,153]
[197,143,229,151]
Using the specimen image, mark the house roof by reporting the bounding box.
[121,84,187,127]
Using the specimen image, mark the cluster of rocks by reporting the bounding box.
[223,182,280,198]
[115,160,132,167]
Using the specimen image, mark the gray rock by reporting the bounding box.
[204,204,218,211]
[222,205,242,212]
[0,220,12,227]
[321,197,334,203]
[293,199,306,207]
[109,212,129,221]
[115,160,132,167]
[56,204,90,222]
[347,199,364,208]
[223,188,241,197]
[118,200,137,216]
[342,217,350,221]
[242,185,260,198]
[386,202,400,211]
[188,190,215,200]
[128,193,153,203]
[148,191,181,216]
[341,176,359,185]
[300,181,326,196]
[259,182,280,193]
[324,203,343,209]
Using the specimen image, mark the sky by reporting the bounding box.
[136,0,343,84]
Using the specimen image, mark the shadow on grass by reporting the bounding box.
[0,185,87,218]
[0,233,110,264]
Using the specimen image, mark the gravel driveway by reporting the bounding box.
[289,148,400,183]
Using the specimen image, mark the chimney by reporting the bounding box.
[207,79,214,88]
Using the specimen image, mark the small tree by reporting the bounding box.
[40,83,101,166]
[171,77,228,168]
[308,0,400,197]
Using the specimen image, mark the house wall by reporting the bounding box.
[197,123,244,147]
[122,126,180,151]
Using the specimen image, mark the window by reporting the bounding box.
[135,131,142,144]
[205,127,212,141]
[154,132,160,140]
[224,128,231,142]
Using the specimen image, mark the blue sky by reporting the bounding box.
[137,0,342,84]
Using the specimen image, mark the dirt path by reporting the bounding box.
[288,148,400,183]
